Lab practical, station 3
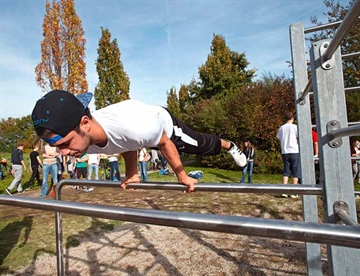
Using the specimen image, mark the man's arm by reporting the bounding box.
[120,151,140,189]
[157,131,196,192]
[313,142,319,157]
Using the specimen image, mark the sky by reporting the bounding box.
[0,0,349,120]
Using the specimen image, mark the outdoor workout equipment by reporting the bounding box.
[1,1,360,275]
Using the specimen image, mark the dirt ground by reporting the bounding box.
[1,185,328,276]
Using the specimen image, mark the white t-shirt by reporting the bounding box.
[276,123,299,154]
[87,154,98,164]
[87,100,174,154]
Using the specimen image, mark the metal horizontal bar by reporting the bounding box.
[57,179,323,195]
[0,195,360,248]
[327,124,360,142]
[304,19,350,34]
[322,1,360,62]
[345,86,360,92]
[342,51,360,59]
[297,77,313,104]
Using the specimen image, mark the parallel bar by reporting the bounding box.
[304,17,360,34]
[57,179,323,195]
[1,195,360,248]
[322,0,360,62]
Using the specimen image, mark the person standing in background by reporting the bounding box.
[276,112,300,198]
[350,140,360,184]
[150,149,160,170]
[240,140,255,184]
[40,143,59,198]
[76,153,93,192]
[87,153,100,180]
[138,148,149,182]
[6,143,27,196]
[312,129,320,184]
[108,154,121,181]
[66,155,76,179]
[26,144,43,190]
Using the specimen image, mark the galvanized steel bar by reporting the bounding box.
[297,77,312,104]
[304,18,356,34]
[290,22,322,275]
[345,86,360,92]
[56,179,323,195]
[1,195,360,249]
[342,51,360,59]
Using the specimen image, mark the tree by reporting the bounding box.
[178,84,190,115]
[166,86,181,118]
[35,0,88,94]
[94,27,130,109]
[0,116,35,152]
[309,0,360,122]
[190,34,256,101]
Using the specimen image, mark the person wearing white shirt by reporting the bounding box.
[276,112,300,198]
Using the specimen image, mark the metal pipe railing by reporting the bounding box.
[0,195,360,249]
[56,179,323,195]
[345,86,360,92]
[304,17,360,34]
[342,51,360,59]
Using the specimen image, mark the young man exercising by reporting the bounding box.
[32,90,246,192]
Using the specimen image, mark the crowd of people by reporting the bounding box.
[2,142,170,198]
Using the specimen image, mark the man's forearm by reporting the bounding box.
[122,151,138,177]
[158,138,187,180]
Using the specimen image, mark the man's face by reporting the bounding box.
[49,128,92,157]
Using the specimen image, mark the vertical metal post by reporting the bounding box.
[310,39,360,275]
[290,22,322,276]
[55,187,64,276]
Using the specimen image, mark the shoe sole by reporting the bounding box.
[5,189,12,196]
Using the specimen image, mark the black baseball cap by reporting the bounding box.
[32,90,93,144]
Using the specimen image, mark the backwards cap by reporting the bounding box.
[31,90,93,144]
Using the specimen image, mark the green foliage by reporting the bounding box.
[253,150,283,174]
[94,27,130,109]
[190,34,256,101]
[166,86,181,118]
[0,116,38,152]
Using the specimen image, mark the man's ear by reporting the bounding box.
[79,115,91,132]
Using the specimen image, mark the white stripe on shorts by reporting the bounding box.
[173,126,198,147]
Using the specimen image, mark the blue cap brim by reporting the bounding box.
[75,92,93,108]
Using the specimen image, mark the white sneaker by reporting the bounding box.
[281,194,288,198]
[289,194,299,198]
[228,141,247,167]
[87,187,94,192]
